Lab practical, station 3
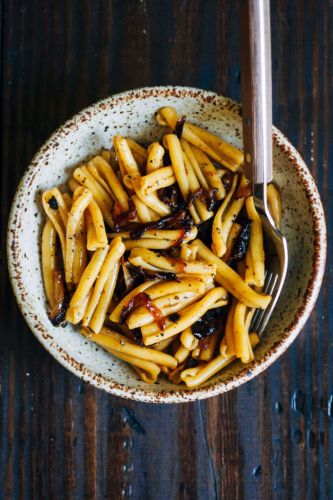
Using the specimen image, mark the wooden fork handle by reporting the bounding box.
[240,0,273,184]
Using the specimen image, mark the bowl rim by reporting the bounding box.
[7,85,327,403]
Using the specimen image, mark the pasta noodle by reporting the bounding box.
[212,175,238,256]
[132,365,160,384]
[198,331,219,361]
[82,237,125,327]
[191,147,226,200]
[125,138,147,168]
[163,134,190,200]
[70,246,109,309]
[146,142,164,173]
[180,139,210,190]
[86,211,101,251]
[222,223,242,262]
[65,187,92,285]
[156,107,243,171]
[156,106,179,129]
[174,344,191,364]
[131,194,158,223]
[114,135,140,177]
[89,261,120,333]
[139,167,175,194]
[62,192,72,210]
[85,327,177,368]
[135,190,172,217]
[233,301,252,363]
[42,188,68,265]
[140,278,208,298]
[267,183,282,229]
[246,196,265,287]
[180,327,199,350]
[129,247,216,276]
[224,299,236,355]
[41,219,58,309]
[87,198,108,247]
[68,177,81,193]
[181,146,213,222]
[40,105,283,388]
[192,239,271,309]
[73,210,87,284]
[123,226,197,250]
[66,291,91,325]
[73,167,113,227]
[142,287,227,346]
[109,281,157,323]
[87,163,114,198]
[183,122,243,172]
[181,354,235,388]
[180,243,198,262]
[182,333,259,388]
[127,291,202,329]
[90,155,129,212]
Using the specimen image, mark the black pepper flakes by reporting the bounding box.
[48,196,58,210]
[169,313,181,323]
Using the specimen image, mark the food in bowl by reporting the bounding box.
[40,105,282,388]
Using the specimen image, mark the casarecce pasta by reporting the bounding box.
[40,106,282,387]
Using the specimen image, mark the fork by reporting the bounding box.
[240,0,288,335]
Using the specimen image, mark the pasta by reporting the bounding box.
[246,196,265,287]
[65,187,92,285]
[73,167,114,227]
[40,106,282,388]
[191,147,226,200]
[157,106,244,170]
[125,138,147,168]
[90,156,130,212]
[267,183,282,229]
[212,174,239,257]
[42,188,68,266]
[41,219,58,309]
[146,142,164,173]
[73,205,87,284]
[81,237,125,327]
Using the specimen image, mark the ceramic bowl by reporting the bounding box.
[7,86,326,403]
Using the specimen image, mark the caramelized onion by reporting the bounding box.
[112,199,137,231]
[235,182,251,199]
[160,185,181,210]
[120,292,166,330]
[120,264,178,298]
[174,115,186,139]
[229,221,251,262]
[187,187,218,211]
[129,207,190,240]
[49,270,67,326]
[192,307,226,340]
[128,265,177,282]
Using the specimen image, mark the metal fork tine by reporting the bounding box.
[254,273,279,334]
[252,270,273,323]
[252,273,277,330]
[250,271,278,333]
[250,271,273,329]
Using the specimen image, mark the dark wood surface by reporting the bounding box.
[1,1,332,498]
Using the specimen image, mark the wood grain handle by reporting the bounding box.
[240,0,273,184]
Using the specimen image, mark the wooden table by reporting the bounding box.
[1,1,331,498]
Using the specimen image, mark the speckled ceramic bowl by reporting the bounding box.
[7,86,326,403]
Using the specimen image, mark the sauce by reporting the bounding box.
[120,292,166,330]
[113,199,137,230]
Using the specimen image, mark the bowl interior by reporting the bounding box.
[7,87,324,402]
